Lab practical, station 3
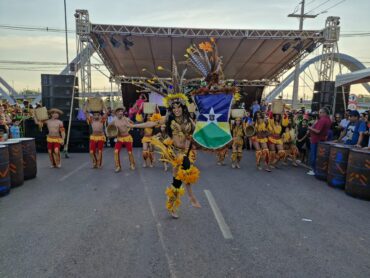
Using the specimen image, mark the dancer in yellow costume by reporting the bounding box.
[267,112,286,167]
[231,117,246,169]
[251,111,271,171]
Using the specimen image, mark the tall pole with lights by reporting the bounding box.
[288,0,317,109]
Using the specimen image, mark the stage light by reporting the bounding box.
[306,42,317,53]
[123,35,134,50]
[97,34,105,48]
[110,35,121,48]
[282,42,291,52]
[293,41,304,52]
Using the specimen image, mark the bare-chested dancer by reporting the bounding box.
[111,107,135,172]
[34,108,65,168]
[84,103,107,169]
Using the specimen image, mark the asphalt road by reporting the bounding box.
[0,148,369,278]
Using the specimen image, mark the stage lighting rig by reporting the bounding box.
[110,34,121,48]
[123,35,134,50]
[281,42,291,52]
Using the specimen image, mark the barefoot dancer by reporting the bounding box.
[231,117,245,169]
[251,111,271,171]
[134,98,201,218]
[34,108,65,168]
[111,107,135,172]
[84,104,107,169]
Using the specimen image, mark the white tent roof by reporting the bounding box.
[335,67,370,87]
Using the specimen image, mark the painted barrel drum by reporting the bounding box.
[345,148,370,200]
[315,141,335,181]
[327,144,353,189]
[0,145,11,196]
[9,138,37,180]
[0,140,24,187]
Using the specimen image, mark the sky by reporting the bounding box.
[0,0,369,95]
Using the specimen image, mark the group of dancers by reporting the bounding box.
[32,38,300,219]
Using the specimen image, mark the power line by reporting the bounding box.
[0,24,75,33]
[305,0,333,15]
[321,0,347,13]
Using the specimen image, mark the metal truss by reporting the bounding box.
[75,9,92,93]
[319,17,340,81]
[91,24,325,40]
[117,76,279,87]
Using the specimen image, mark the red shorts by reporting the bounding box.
[114,141,133,152]
[47,142,61,151]
[90,140,104,152]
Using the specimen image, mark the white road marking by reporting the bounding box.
[58,162,89,182]
[204,189,233,240]
[138,169,177,278]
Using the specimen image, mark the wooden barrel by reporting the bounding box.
[345,149,370,200]
[9,138,37,180]
[0,145,11,196]
[327,144,353,189]
[315,141,335,181]
[0,140,24,187]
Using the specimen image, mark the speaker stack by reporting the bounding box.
[311,81,350,114]
[41,74,79,121]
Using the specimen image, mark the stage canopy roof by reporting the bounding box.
[89,23,325,84]
[335,68,370,87]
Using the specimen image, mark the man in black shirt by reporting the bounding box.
[331,113,342,140]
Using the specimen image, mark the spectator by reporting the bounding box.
[296,119,310,164]
[331,113,342,140]
[362,113,369,148]
[251,101,260,116]
[260,100,267,113]
[338,110,366,147]
[9,120,21,139]
[339,109,351,142]
[306,108,332,176]
[106,106,115,148]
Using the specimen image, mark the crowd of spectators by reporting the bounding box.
[243,100,370,175]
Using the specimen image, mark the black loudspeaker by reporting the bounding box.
[311,91,349,114]
[41,74,79,121]
[121,83,147,112]
[314,81,335,92]
[41,74,78,87]
[130,128,143,148]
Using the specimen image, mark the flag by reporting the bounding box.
[192,94,233,150]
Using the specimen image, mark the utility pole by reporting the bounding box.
[288,0,317,109]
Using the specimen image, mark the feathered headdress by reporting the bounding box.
[134,57,189,108]
[184,38,224,86]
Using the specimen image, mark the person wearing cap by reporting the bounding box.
[34,108,65,168]
[306,108,331,176]
[337,110,366,147]
[84,103,108,169]
[111,107,135,172]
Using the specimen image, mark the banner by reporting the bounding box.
[192,94,233,150]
